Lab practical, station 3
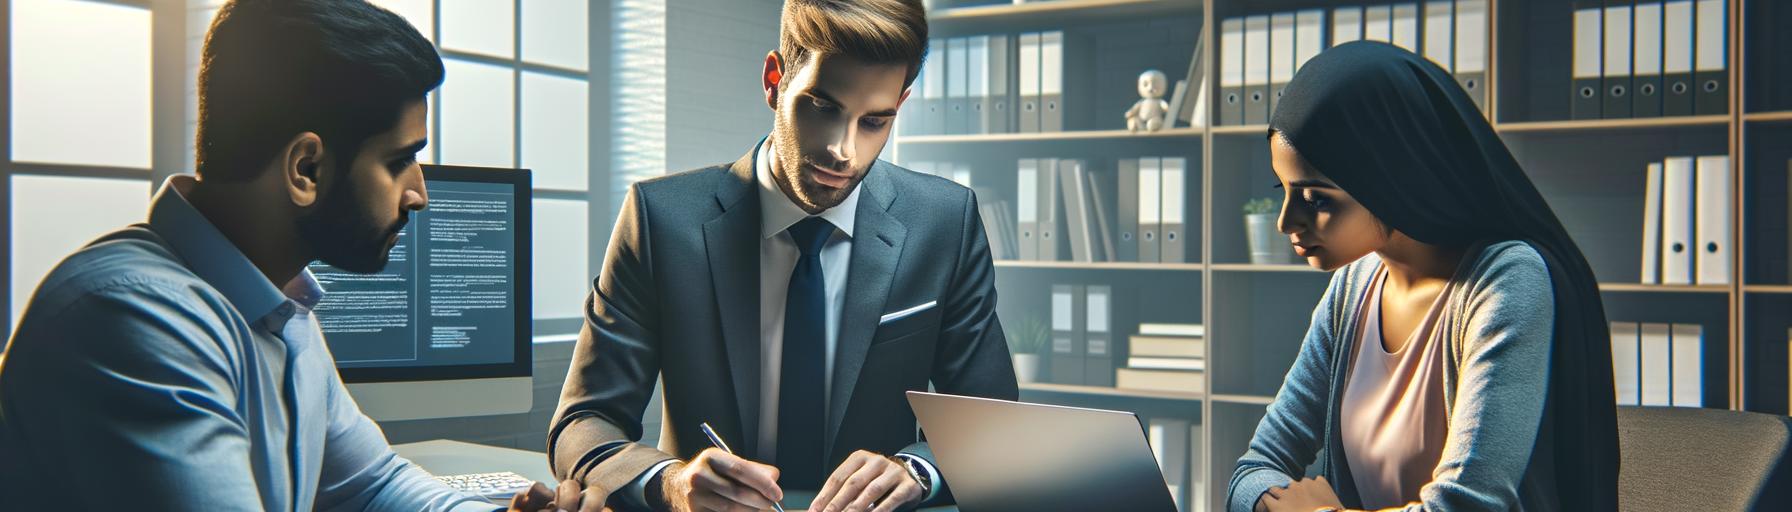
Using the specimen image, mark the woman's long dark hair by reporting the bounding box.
[1267,41,1617,511]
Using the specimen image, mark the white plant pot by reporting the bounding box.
[1012,353,1042,384]
[1246,212,1295,264]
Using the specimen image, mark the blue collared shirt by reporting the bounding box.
[0,176,497,511]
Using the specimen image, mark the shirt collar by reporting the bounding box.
[147,175,325,321]
[755,135,860,240]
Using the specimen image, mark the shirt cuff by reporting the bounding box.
[622,459,681,510]
[893,453,942,503]
[448,500,505,512]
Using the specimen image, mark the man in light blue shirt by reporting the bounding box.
[0,1,554,510]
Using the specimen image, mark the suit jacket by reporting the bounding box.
[549,143,1019,508]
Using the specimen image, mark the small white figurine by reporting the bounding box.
[1125,69,1171,133]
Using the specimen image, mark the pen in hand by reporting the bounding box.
[700,422,787,512]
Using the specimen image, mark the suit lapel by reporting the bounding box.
[703,148,763,456]
[827,162,907,455]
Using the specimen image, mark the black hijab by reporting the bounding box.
[1268,41,1618,511]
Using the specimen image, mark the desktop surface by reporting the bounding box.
[392,440,959,510]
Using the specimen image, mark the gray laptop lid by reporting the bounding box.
[906,391,1177,512]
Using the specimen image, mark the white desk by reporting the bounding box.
[392,439,958,511]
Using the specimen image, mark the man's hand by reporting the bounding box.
[549,477,615,512]
[1259,476,1345,512]
[503,481,578,512]
[656,448,784,512]
[807,451,924,512]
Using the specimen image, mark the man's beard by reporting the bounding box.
[296,178,406,274]
[772,110,867,212]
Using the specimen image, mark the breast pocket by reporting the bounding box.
[871,302,942,346]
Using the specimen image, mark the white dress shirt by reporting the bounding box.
[752,137,860,460]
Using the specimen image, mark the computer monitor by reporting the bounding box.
[310,164,533,421]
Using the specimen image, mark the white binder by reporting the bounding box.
[922,38,944,134]
[946,37,969,135]
[1018,32,1041,133]
[1269,13,1296,116]
[1662,0,1695,116]
[1017,159,1039,260]
[1243,15,1271,125]
[1040,30,1064,132]
[1611,322,1641,406]
[1138,157,1162,264]
[1294,9,1324,72]
[1572,4,1603,119]
[1602,3,1634,119]
[1661,156,1696,285]
[1692,0,1726,116]
[1220,18,1246,126]
[1454,0,1488,110]
[1671,323,1703,407]
[1641,162,1663,284]
[1640,323,1672,407]
[1632,1,1665,117]
[1694,155,1731,285]
[1160,157,1186,263]
[967,36,988,135]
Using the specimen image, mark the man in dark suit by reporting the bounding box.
[548,1,1017,511]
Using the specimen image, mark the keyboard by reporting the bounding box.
[435,471,534,501]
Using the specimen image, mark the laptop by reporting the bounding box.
[905,391,1178,512]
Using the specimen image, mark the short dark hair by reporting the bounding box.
[196,0,443,182]
[779,0,928,90]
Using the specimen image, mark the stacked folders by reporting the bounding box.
[1015,157,1189,263]
[1610,322,1704,408]
[900,31,1063,136]
[1218,0,1488,125]
[1572,0,1727,119]
[1638,155,1730,286]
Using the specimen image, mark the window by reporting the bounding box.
[4,0,155,336]
[9,175,149,324]
[11,0,152,168]
[429,0,595,336]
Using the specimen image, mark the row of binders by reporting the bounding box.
[1572,0,1728,120]
[1218,0,1488,126]
[1049,284,1123,387]
[1638,155,1730,286]
[1147,417,1205,512]
[1610,322,1703,407]
[903,32,1064,136]
[1015,157,1192,263]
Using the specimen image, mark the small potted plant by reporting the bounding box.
[1008,315,1049,383]
[1244,198,1294,264]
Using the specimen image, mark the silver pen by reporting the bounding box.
[699,422,787,512]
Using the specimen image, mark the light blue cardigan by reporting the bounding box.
[1228,241,1560,512]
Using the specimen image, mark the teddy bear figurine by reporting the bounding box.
[1125,69,1171,133]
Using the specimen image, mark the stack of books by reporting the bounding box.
[1116,323,1205,394]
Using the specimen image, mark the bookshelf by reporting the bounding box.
[899,1,1782,511]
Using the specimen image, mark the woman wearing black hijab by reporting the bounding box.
[1226,41,1618,512]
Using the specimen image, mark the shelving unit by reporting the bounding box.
[900,1,1783,510]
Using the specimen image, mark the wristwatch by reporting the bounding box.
[893,454,933,497]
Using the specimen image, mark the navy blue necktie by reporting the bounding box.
[779,217,832,489]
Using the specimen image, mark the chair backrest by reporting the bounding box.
[1617,406,1792,511]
